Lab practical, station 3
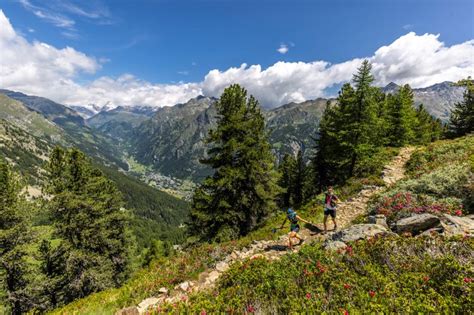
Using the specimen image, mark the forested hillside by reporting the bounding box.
[44,63,473,315]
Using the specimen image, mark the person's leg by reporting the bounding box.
[332,210,337,230]
[323,214,328,233]
[288,232,296,248]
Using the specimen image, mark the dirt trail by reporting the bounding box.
[126,147,416,314]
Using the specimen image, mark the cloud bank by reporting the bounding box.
[0,10,473,109]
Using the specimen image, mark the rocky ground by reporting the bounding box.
[117,147,473,315]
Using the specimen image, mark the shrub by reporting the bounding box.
[155,237,474,314]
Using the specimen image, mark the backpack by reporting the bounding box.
[287,209,298,223]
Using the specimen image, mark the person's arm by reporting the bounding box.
[296,215,312,225]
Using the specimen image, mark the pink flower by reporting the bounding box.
[369,290,376,298]
[247,305,255,313]
[343,310,349,315]
[306,293,311,299]
[464,277,472,283]
[423,276,430,282]
[201,310,207,315]
[343,283,351,289]
[455,210,462,216]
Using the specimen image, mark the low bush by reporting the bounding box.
[155,236,473,314]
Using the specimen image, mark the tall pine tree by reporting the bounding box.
[448,78,474,137]
[42,147,129,306]
[190,84,280,242]
[387,84,417,146]
[292,150,306,209]
[0,159,32,314]
[277,154,296,209]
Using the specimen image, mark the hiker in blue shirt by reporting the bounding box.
[278,208,313,249]
[323,186,339,233]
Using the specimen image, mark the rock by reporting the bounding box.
[177,281,190,292]
[375,214,389,228]
[205,270,220,285]
[332,224,393,242]
[323,240,347,251]
[418,227,444,237]
[216,261,229,272]
[137,297,160,314]
[115,306,139,315]
[440,214,474,236]
[396,214,440,234]
[158,287,168,295]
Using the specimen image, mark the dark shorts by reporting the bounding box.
[290,223,300,233]
[324,208,336,218]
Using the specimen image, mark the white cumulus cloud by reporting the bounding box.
[277,44,289,54]
[0,9,473,109]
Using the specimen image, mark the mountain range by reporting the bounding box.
[81,81,464,180]
[0,81,464,183]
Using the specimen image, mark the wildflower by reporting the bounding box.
[455,210,462,216]
[369,290,376,298]
[464,277,472,283]
[306,293,312,299]
[343,310,349,315]
[247,305,255,313]
[423,276,430,282]
[345,246,353,256]
[343,283,351,289]
[201,310,207,315]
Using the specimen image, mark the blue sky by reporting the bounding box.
[0,0,473,108]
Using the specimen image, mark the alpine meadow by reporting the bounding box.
[0,1,473,314]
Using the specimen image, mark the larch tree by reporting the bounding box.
[190,84,281,242]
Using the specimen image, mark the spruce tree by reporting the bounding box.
[448,78,474,137]
[292,150,305,208]
[190,84,280,242]
[0,159,32,314]
[43,147,129,305]
[277,154,296,209]
[347,60,380,176]
[387,84,417,146]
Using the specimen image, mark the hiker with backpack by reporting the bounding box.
[278,208,313,249]
[323,186,339,233]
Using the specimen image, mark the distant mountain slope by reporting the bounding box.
[129,97,328,180]
[87,106,154,142]
[132,96,218,180]
[0,89,127,169]
[382,81,465,120]
[0,94,63,141]
[0,93,190,247]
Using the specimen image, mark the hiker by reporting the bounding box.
[279,208,313,249]
[323,186,339,232]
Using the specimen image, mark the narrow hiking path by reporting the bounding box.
[123,147,416,315]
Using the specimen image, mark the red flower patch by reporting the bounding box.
[369,290,376,298]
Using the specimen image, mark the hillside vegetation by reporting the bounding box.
[48,136,473,315]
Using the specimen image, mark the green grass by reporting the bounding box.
[161,236,473,314]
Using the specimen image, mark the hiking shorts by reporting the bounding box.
[290,223,300,233]
[324,207,336,218]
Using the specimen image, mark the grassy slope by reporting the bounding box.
[49,147,400,314]
[51,138,473,314]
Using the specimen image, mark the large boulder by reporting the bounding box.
[331,224,393,243]
[440,214,474,236]
[395,214,440,234]
[323,240,347,251]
